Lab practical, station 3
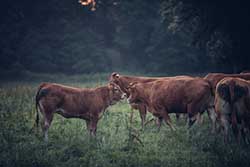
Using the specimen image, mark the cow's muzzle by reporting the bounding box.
[127,96,134,104]
[120,93,126,100]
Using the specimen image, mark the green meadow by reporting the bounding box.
[1,74,250,167]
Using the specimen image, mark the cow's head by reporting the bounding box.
[109,72,129,94]
[126,82,141,104]
[108,82,126,104]
[109,72,120,84]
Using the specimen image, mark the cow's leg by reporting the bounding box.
[87,119,98,137]
[138,104,146,129]
[232,122,240,143]
[183,114,188,123]
[42,113,53,142]
[207,107,217,133]
[176,113,180,122]
[231,109,241,143]
[39,101,54,141]
[241,125,249,144]
[221,114,230,143]
[187,103,197,128]
[156,117,163,131]
[162,112,176,131]
[235,117,250,144]
[187,101,204,128]
[196,112,203,124]
[86,120,91,132]
[242,117,250,144]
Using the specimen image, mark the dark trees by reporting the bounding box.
[161,0,250,72]
[0,0,212,75]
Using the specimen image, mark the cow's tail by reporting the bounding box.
[206,79,215,113]
[35,83,47,128]
[206,79,215,97]
[217,80,243,127]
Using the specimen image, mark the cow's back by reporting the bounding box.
[205,73,250,93]
[149,77,211,113]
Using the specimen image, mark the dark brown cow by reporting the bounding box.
[109,72,189,128]
[127,77,214,130]
[35,82,126,141]
[215,77,250,143]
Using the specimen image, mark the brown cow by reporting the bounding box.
[109,72,189,128]
[204,73,250,132]
[204,73,250,94]
[126,77,214,130]
[215,77,250,143]
[35,82,126,141]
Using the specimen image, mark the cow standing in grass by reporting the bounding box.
[109,72,189,128]
[35,82,126,141]
[126,77,214,130]
[215,77,250,143]
[204,73,250,132]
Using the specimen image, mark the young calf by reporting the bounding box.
[35,82,125,141]
[215,77,250,143]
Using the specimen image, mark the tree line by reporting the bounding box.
[0,0,249,76]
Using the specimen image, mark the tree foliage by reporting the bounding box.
[0,0,221,75]
[161,0,250,72]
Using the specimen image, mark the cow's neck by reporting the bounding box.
[95,86,112,108]
[138,86,151,107]
[118,76,133,94]
[122,76,140,83]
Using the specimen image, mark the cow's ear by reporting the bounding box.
[108,83,113,89]
[128,82,137,89]
[109,82,118,88]
[111,72,120,79]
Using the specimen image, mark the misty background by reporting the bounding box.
[1,0,250,78]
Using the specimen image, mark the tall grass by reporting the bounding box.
[0,76,250,167]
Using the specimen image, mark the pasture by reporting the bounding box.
[0,74,250,167]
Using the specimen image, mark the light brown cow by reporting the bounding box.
[35,82,126,141]
[204,73,250,132]
[109,72,189,128]
[215,77,250,143]
[126,77,214,130]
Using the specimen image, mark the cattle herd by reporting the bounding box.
[35,72,250,143]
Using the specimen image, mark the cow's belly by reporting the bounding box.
[55,108,89,119]
[167,103,186,113]
[151,100,186,115]
[161,99,186,113]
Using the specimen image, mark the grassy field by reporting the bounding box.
[1,74,250,167]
